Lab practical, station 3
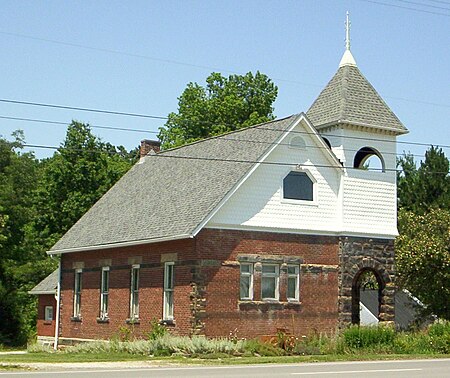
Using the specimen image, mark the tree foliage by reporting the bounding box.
[396,209,450,320]
[31,121,137,247]
[158,71,278,149]
[0,123,137,345]
[397,146,450,213]
[396,146,450,320]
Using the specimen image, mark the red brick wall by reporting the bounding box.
[59,238,196,340]
[58,229,340,340]
[196,229,340,338]
[37,294,56,337]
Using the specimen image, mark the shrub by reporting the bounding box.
[147,319,168,340]
[243,339,285,356]
[341,325,395,352]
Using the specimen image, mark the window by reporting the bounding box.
[73,269,82,318]
[163,262,174,320]
[261,264,279,300]
[240,263,253,300]
[289,136,306,149]
[100,267,110,319]
[283,171,314,201]
[130,265,140,320]
[287,265,300,301]
[44,306,53,321]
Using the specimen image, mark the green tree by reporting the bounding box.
[397,146,450,213]
[396,209,450,319]
[31,121,137,247]
[0,131,46,345]
[158,71,278,149]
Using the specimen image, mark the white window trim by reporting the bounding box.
[44,305,53,321]
[73,268,82,318]
[287,265,300,302]
[239,263,254,300]
[261,264,280,301]
[163,262,174,321]
[100,266,110,319]
[280,168,318,206]
[130,264,140,320]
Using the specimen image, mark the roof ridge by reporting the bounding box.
[158,115,297,155]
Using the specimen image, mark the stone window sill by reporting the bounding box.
[238,300,301,310]
[43,321,53,325]
[159,319,175,326]
[96,317,110,323]
[126,318,140,325]
[70,316,82,322]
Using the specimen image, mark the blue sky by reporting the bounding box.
[1,0,449,161]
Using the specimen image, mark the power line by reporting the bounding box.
[357,0,450,16]
[396,0,450,10]
[2,111,449,150]
[0,114,428,157]
[0,115,152,134]
[21,143,450,174]
[1,32,449,108]
[0,99,167,120]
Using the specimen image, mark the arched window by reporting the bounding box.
[289,136,306,149]
[353,147,385,172]
[322,137,331,149]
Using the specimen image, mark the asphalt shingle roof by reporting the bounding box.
[50,115,298,253]
[307,65,408,134]
[29,269,59,294]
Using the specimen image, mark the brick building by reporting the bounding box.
[31,33,408,345]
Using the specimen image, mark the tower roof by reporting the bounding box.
[306,13,408,135]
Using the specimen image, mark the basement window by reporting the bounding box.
[283,171,315,202]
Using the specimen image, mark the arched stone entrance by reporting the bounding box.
[351,268,383,325]
[338,237,395,327]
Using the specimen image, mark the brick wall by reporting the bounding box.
[59,238,196,340]
[58,229,342,340]
[196,229,340,338]
[37,294,57,337]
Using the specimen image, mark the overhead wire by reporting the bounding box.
[21,143,450,175]
[357,0,450,16]
[3,112,449,157]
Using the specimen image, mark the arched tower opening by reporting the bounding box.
[353,147,385,172]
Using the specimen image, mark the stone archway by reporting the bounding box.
[338,237,396,328]
[351,268,384,325]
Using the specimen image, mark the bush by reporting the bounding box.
[243,339,285,356]
[341,325,395,352]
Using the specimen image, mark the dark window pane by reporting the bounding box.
[283,171,313,201]
[262,277,276,299]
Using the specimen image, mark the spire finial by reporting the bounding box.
[339,11,357,67]
[345,11,351,51]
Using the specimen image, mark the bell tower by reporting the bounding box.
[307,13,409,326]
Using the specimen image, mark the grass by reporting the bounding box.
[0,352,448,366]
[1,321,448,367]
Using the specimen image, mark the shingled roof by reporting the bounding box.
[49,115,299,254]
[307,64,408,134]
[29,269,58,294]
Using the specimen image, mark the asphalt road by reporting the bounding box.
[1,359,449,377]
